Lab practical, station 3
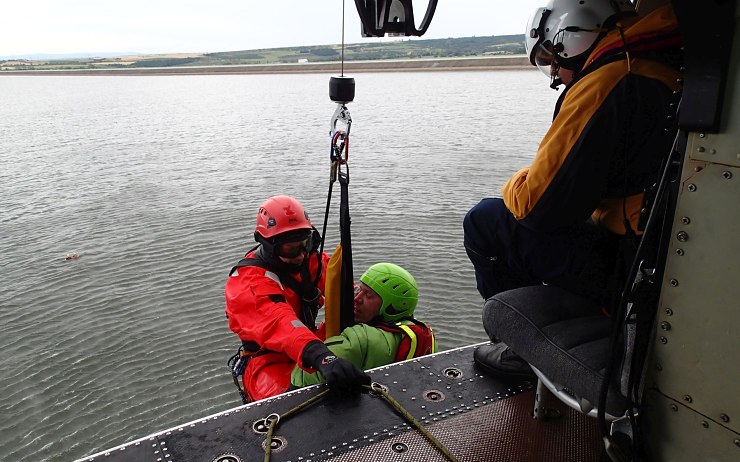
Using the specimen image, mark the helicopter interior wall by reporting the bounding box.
[643,3,740,461]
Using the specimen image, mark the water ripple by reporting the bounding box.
[0,70,555,462]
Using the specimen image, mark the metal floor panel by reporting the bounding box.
[326,392,602,462]
[79,345,602,462]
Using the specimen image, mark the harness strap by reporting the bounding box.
[587,29,682,68]
[553,28,682,118]
[376,319,436,361]
[241,340,261,353]
[337,167,355,332]
[396,324,418,361]
[230,254,321,330]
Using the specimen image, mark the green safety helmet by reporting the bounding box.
[359,263,418,322]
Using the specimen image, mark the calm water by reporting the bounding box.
[0,70,556,461]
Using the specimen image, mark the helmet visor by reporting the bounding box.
[525,7,550,66]
[533,41,555,67]
[275,236,311,258]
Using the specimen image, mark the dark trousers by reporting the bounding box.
[463,198,619,306]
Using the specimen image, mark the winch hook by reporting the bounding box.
[329,76,354,168]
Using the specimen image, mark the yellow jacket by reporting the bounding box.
[503,4,682,235]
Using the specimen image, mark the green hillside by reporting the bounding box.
[1,35,525,71]
[205,34,525,65]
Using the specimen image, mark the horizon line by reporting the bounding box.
[0,34,525,61]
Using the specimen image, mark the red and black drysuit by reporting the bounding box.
[225,248,330,401]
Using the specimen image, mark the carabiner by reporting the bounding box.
[331,130,349,163]
[330,103,352,163]
[330,103,352,136]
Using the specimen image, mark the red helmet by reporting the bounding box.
[254,195,313,241]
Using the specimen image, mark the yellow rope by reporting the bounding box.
[365,383,458,462]
[263,388,331,462]
[262,383,458,462]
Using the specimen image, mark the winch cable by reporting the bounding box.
[321,0,357,333]
[262,383,458,462]
[319,0,344,255]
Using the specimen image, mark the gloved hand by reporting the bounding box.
[302,341,371,393]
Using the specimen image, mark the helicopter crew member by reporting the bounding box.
[291,262,436,388]
[225,195,370,401]
[463,0,683,376]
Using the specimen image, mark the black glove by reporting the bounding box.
[302,341,371,393]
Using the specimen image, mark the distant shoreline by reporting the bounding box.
[0,55,533,76]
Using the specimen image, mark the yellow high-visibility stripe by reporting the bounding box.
[397,323,418,360]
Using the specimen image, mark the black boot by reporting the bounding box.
[474,342,535,380]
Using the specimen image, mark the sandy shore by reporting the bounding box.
[1,55,533,76]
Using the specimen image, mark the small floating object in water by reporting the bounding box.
[64,253,81,261]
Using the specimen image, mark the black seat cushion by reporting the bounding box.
[484,285,627,416]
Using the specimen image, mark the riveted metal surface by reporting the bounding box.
[79,345,544,462]
[83,436,170,462]
[654,159,740,432]
[324,391,602,462]
[645,390,740,462]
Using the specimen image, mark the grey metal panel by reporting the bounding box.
[644,391,740,462]
[649,12,740,445]
[653,159,740,433]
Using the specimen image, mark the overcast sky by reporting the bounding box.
[1,1,544,58]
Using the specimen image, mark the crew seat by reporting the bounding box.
[483,285,628,419]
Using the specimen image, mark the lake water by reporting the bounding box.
[0,69,557,461]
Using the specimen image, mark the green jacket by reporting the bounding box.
[291,321,432,388]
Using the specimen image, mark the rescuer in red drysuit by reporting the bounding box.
[225,195,370,401]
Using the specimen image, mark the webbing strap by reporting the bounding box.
[338,171,355,331]
[396,324,418,360]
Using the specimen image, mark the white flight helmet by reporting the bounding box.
[525,0,635,77]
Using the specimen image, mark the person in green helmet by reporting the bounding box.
[290,262,437,388]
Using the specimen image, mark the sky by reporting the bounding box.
[0,1,544,58]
